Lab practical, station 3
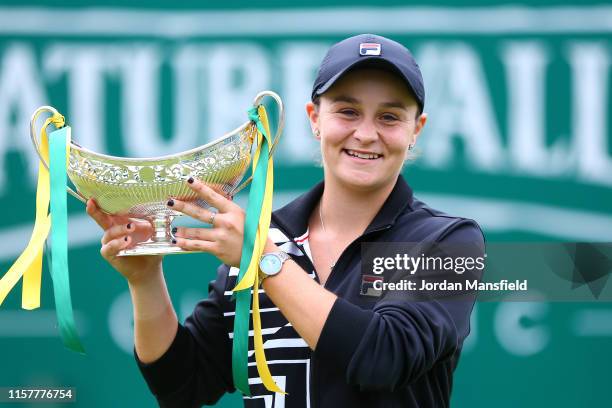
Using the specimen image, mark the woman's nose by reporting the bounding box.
[353,120,378,143]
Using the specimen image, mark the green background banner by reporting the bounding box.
[0,1,611,406]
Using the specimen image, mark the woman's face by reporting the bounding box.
[307,68,427,192]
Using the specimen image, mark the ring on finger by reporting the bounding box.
[209,211,217,226]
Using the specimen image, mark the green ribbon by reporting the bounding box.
[231,106,272,395]
[49,127,85,354]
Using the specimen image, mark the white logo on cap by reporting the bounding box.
[359,42,381,56]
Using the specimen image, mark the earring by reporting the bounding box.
[408,144,414,150]
[314,129,320,137]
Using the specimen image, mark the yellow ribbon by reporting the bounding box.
[233,106,285,394]
[0,112,65,309]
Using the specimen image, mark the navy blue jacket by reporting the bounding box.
[135,175,485,407]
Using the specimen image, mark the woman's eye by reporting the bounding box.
[339,109,357,117]
[381,114,399,122]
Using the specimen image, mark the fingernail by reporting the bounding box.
[167,199,174,207]
[124,237,128,242]
[171,239,177,244]
[171,227,177,234]
[187,177,194,184]
[127,223,132,229]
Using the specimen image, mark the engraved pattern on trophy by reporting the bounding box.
[66,129,254,216]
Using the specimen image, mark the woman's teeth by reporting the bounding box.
[345,149,381,160]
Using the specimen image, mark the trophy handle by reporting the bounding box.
[30,106,88,204]
[252,90,285,158]
[229,91,285,197]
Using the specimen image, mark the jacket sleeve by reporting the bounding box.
[314,220,484,391]
[134,264,235,407]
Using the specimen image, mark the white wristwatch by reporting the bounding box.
[258,251,291,283]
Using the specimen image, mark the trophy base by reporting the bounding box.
[118,241,202,257]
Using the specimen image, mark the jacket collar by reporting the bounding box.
[272,174,414,239]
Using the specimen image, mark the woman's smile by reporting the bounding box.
[342,148,384,162]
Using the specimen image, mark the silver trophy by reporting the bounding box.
[30,91,284,256]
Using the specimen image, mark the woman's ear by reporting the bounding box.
[405,113,428,161]
[410,112,428,146]
[306,101,320,140]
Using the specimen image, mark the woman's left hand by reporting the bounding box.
[168,178,246,267]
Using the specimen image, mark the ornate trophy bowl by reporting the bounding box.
[30,91,284,256]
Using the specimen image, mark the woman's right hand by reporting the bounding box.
[86,198,162,285]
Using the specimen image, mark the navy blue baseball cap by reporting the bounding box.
[311,33,425,112]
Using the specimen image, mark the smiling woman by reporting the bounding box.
[88,33,485,408]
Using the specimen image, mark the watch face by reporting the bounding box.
[260,254,282,275]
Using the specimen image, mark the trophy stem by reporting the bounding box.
[118,213,200,256]
[151,215,174,244]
